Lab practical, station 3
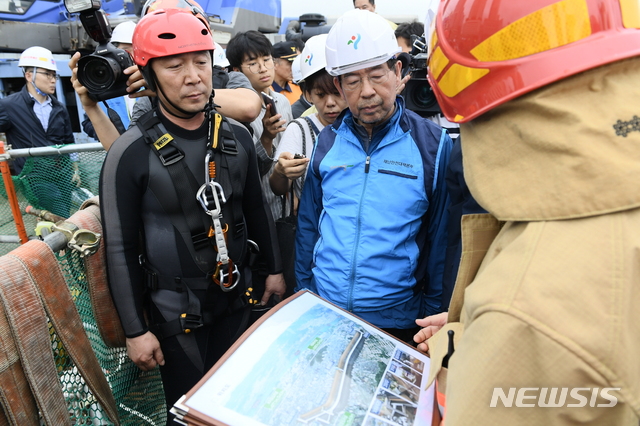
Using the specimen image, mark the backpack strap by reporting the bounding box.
[302,116,320,138]
[290,117,319,195]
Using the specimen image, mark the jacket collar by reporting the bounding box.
[20,84,58,107]
[335,95,406,152]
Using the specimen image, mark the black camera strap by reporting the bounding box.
[102,101,126,135]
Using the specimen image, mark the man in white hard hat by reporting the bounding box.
[295,9,453,342]
[0,46,80,217]
[213,41,230,68]
[110,20,136,52]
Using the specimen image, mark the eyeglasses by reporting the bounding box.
[36,71,59,80]
[242,57,275,74]
[341,68,392,92]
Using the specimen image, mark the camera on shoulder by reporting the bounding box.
[400,35,442,118]
[64,0,134,101]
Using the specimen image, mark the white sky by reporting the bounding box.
[280,0,429,25]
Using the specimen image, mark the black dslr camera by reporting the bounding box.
[400,35,442,117]
[64,0,134,101]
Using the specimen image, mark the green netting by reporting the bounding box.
[52,249,167,425]
[0,148,105,256]
[1,144,167,424]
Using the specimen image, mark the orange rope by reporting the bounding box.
[0,141,28,244]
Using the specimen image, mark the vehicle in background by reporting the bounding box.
[0,0,282,132]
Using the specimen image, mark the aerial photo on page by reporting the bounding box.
[181,292,435,426]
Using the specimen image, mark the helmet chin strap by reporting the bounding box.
[155,81,200,120]
[29,67,48,98]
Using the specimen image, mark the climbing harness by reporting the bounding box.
[196,108,240,292]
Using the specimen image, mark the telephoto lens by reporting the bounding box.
[79,55,116,91]
[77,42,134,101]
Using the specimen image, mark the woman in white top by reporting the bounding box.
[270,34,347,200]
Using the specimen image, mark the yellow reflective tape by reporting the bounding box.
[471,0,591,61]
[620,0,640,28]
[438,64,489,97]
[430,29,438,55]
[429,46,449,80]
[453,114,465,122]
[213,113,222,149]
[154,133,174,150]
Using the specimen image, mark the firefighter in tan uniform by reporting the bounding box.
[416,0,640,424]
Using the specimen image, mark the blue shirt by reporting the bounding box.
[30,93,52,131]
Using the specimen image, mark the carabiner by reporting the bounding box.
[213,261,240,292]
[196,181,226,217]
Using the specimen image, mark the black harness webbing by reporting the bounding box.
[138,110,211,251]
[138,109,249,341]
[144,266,245,341]
[211,122,245,237]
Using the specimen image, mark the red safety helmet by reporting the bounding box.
[428,0,640,123]
[133,8,214,91]
[141,0,210,30]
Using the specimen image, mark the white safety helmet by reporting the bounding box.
[18,46,57,72]
[325,9,400,76]
[111,21,136,44]
[213,42,230,67]
[299,34,328,82]
[291,54,303,84]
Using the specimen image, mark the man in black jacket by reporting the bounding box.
[100,9,285,421]
[0,46,79,217]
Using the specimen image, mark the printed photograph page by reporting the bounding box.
[181,291,435,426]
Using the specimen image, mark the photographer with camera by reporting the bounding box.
[395,21,424,53]
[69,0,261,151]
[81,20,138,140]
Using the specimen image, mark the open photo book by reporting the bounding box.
[171,290,438,426]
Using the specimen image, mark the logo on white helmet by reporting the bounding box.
[347,34,362,49]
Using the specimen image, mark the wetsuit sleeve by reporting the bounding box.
[100,131,150,338]
[294,140,323,293]
[424,129,453,314]
[236,124,283,275]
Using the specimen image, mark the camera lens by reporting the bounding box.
[87,62,110,85]
[412,83,438,110]
[78,55,120,92]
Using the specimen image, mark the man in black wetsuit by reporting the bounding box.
[99,9,285,420]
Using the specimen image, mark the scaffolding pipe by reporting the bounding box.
[0,142,104,159]
[42,232,68,253]
[0,235,21,243]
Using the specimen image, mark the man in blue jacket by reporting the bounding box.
[295,9,452,342]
